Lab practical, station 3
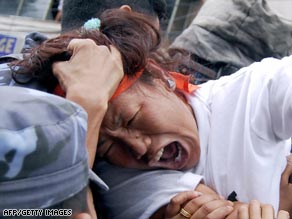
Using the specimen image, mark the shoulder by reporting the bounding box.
[0,55,23,87]
[0,56,16,86]
[0,53,23,64]
[0,54,48,91]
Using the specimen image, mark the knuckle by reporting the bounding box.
[205,214,213,219]
[83,38,96,45]
[189,198,200,206]
[201,203,213,215]
[262,203,273,208]
[169,197,179,205]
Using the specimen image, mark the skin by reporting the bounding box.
[51,4,159,219]
[237,200,290,219]
[73,213,92,219]
[279,155,292,216]
[52,40,292,218]
[162,186,234,219]
[53,39,123,168]
[53,39,124,219]
[98,77,200,170]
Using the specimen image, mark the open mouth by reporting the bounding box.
[148,141,186,169]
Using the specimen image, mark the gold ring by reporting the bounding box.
[180,208,192,218]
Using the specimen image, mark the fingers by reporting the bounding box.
[188,194,233,219]
[66,39,122,69]
[166,192,233,219]
[249,200,262,219]
[277,210,290,219]
[261,204,274,219]
[202,202,233,219]
[238,205,249,219]
[52,61,69,90]
[237,200,290,219]
[165,191,202,218]
[237,201,268,219]
[66,39,97,58]
[52,38,124,101]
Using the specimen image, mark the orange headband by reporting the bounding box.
[109,70,198,100]
[110,69,143,100]
[54,70,198,100]
[169,71,199,93]
[53,70,143,100]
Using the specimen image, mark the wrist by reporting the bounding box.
[66,85,109,115]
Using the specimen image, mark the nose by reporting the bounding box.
[123,133,151,159]
[104,128,152,159]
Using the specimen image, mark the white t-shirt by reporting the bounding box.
[188,56,291,210]
[95,56,292,219]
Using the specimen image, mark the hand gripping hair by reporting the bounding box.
[10,9,161,93]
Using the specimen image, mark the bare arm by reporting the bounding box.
[52,39,124,167]
[52,39,124,219]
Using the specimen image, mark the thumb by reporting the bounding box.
[281,154,292,186]
[52,60,71,91]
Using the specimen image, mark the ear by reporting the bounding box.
[147,61,177,92]
[120,5,132,12]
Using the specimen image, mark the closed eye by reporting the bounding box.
[126,110,140,127]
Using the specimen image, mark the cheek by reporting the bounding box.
[106,145,138,168]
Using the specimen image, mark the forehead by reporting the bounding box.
[109,81,148,109]
[106,80,164,117]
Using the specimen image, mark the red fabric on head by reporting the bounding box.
[169,71,198,93]
[53,69,198,101]
[110,70,143,101]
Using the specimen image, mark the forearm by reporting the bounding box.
[66,86,109,168]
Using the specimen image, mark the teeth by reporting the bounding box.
[154,148,164,161]
[175,145,182,162]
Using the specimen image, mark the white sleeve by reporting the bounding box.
[251,55,292,140]
[95,161,202,219]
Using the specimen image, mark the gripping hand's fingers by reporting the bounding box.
[165,191,202,218]
[189,195,233,219]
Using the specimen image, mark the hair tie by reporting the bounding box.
[83,18,101,30]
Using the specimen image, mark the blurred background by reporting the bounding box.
[0,0,291,56]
